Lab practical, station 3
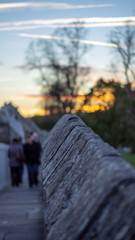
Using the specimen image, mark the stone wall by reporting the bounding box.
[0,143,10,191]
[0,124,9,144]
[41,114,135,240]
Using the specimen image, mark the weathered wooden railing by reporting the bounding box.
[41,114,135,240]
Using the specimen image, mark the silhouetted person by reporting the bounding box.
[18,137,25,184]
[31,132,41,185]
[24,135,41,188]
[8,138,23,186]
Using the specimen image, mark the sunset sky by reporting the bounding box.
[0,0,135,116]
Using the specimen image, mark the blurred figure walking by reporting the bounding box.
[32,132,41,185]
[24,134,41,188]
[8,138,24,186]
[18,137,25,184]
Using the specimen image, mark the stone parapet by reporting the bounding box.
[0,142,10,191]
[41,114,135,240]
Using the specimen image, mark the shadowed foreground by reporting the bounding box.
[0,167,44,240]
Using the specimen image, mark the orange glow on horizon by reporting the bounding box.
[20,90,115,116]
[10,86,115,116]
[20,108,49,117]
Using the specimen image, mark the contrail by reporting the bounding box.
[0,16,135,31]
[0,2,115,11]
[1,16,135,26]
[19,33,118,48]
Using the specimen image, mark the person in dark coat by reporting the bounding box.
[32,132,41,185]
[18,137,25,184]
[8,138,24,186]
[23,135,41,187]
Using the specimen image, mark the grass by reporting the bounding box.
[121,153,135,167]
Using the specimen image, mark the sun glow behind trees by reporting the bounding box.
[18,87,115,117]
[21,84,115,116]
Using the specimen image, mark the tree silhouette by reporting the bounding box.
[110,24,135,85]
[25,24,91,116]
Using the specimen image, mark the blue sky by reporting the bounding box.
[0,0,135,116]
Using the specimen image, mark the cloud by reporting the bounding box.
[0,61,3,65]
[13,93,59,100]
[13,94,44,99]
[15,64,29,70]
[13,93,88,101]
[0,16,135,31]
[16,64,91,73]
[0,2,115,11]
[18,33,118,48]
[0,77,13,82]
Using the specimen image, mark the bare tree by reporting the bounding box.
[110,24,135,84]
[25,24,91,115]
